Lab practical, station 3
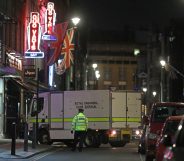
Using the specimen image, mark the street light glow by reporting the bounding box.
[152,91,157,97]
[143,87,147,92]
[95,70,99,75]
[134,49,140,56]
[71,17,80,26]
[92,63,97,70]
[160,60,166,68]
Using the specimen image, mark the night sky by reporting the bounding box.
[71,0,184,30]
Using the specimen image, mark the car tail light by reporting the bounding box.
[164,147,173,160]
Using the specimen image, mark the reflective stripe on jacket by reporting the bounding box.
[72,113,88,131]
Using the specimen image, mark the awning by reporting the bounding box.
[10,78,50,94]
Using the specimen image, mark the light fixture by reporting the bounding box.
[71,17,80,26]
[152,91,157,97]
[142,87,147,92]
[92,63,97,70]
[134,49,140,56]
[160,60,166,68]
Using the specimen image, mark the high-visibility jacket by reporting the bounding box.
[72,112,88,131]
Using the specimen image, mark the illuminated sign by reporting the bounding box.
[24,68,36,78]
[25,12,44,58]
[6,52,22,71]
[42,2,56,41]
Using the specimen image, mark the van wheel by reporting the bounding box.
[38,130,52,145]
[84,131,94,147]
[84,131,101,148]
[93,133,101,148]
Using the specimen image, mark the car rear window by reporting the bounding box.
[152,106,184,122]
[163,120,181,135]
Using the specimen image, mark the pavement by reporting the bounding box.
[0,138,53,159]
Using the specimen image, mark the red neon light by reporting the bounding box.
[26,12,42,52]
[44,2,56,35]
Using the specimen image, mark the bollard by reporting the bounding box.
[32,123,36,149]
[11,122,16,155]
[24,122,28,151]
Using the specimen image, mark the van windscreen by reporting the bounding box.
[152,106,184,122]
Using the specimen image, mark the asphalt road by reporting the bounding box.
[21,142,145,161]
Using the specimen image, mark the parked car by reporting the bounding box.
[138,124,146,154]
[162,115,184,161]
[155,116,183,161]
[144,102,184,161]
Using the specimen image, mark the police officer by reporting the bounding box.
[71,108,88,152]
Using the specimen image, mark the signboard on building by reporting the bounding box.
[24,68,36,78]
[42,2,56,41]
[25,12,44,58]
[6,52,22,71]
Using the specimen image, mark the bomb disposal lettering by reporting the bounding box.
[75,102,98,109]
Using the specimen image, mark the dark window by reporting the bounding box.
[163,120,180,135]
[152,106,184,123]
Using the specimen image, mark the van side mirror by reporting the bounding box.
[163,135,172,146]
[31,98,44,116]
[143,115,149,125]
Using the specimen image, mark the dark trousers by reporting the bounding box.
[72,131,86,150]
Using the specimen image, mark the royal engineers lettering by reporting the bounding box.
[84,102,98,109]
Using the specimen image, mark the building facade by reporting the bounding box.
[0,0,70,138]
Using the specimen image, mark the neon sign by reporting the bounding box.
[25,12,44,58]
[42,2,57,41]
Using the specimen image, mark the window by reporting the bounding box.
[31,97,44,116]
[119,67,126,81]
[163,120,180,135]
[152,106,184,123]
[104,67,112,81]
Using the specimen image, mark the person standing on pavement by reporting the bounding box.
[71,108,88,152]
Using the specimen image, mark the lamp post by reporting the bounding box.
[160,59,184,101]
[142,87,147,115]
[71,17,80,90]
[95,70,100,89]
[160,60,166,102]
[92,63,100,89]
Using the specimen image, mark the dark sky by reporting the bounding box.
[71,0,184,30]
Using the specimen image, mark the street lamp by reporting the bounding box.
[71,17,80,26]
[71,17,80,90]
[142,87,147,93]
[160,59,184,79]
[92,63,97,70]
[92,63,100,89]
[160,59,184,101]
[95,70,100,89]
[152,91,157,97]
[160,60,166,67]
[160,60,166,102]
[95,70,100,79]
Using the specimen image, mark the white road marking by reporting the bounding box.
[29,148,61,161]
